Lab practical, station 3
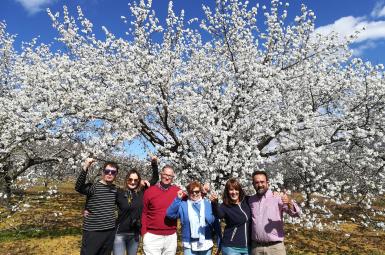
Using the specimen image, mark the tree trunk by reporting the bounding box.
[3,174,13,206]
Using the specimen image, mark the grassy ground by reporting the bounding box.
[0,182,384,255]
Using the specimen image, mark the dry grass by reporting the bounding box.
[285,224,385,255]
[1,236,80,255]
[0,182,384,255]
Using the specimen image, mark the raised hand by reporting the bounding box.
[141,179,150,188]
[202,183,211,195]
[150,155,158,163]
[281,193,290,204]
[83,158,95,171]
[209,192,218,203]
[177,190,184,199]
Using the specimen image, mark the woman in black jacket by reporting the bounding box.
[114,157,159,255]
[210,178,251,255]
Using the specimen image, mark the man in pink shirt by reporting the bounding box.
[248,171,301,255]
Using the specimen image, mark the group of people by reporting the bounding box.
[75,157,301,255]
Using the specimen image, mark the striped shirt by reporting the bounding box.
[75,170,117,231]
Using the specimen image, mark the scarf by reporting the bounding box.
[187,199,206,244]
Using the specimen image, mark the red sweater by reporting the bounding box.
[141,184,180,236]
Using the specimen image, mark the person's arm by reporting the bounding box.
[202,183,210,198]
[285,200,301,217]
[209,193,226,219]
[280,193,301,217]
[115,188,125,211]
[75,158,96,195]
[140,156,159,189]
[166,191,184,219]
[212,202,226,219]
[205,199,216,224]
[149,156,159,186]
[141,190,149,236]
[213,216,222,250]
[205,199,222,251]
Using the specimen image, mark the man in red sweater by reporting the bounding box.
[141,165,180,255]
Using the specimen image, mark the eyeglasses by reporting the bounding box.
[128,178,139,183]
[161,173,175,179]
[104,168,117,176]
[190,190,201,195]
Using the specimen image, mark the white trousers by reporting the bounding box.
[143,232,177,255]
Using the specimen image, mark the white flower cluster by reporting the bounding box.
[1,0,384,228]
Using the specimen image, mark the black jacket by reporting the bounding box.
[116,161,159,234]
[212,198,251,248]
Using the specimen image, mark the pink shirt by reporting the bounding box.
[248,189,301,242]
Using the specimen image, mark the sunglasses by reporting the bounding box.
[104,169,117,176]
[190,190,201,195]
[128,178,139,183]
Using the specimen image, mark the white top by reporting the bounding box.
[183,239,214,251]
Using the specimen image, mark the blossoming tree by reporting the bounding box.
[2,0,384,227]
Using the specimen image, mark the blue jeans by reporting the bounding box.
[222,246,249,255]
[183,248,212,255]
[113,233,139,255]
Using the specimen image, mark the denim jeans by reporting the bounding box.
[183,248,212,255]
[113,233,139,255]
[222,246,250,255]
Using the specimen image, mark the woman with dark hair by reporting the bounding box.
[166,181,221,255]
[113,157,159,255]
[210,178,251,255]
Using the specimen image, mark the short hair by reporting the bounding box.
[251,170,268,182]
[103,161,119,172]
[125,169,142,192]
[161,165,174,172]
[223,178,245,206]
[186,181,202,194]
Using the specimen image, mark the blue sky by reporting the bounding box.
[1,0,385,158]
[1,0,385,63]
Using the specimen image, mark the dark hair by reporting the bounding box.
[103,162,119,172]
[125,169,142,192]
[252,170,269,182]
[223,178,245,205]
[186,181,202,194]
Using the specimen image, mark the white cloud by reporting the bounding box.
[315,16,385,43]
[371,1,385,18]
[351,41,377,56]
[314,2,385,57]
[15,0,55,15]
